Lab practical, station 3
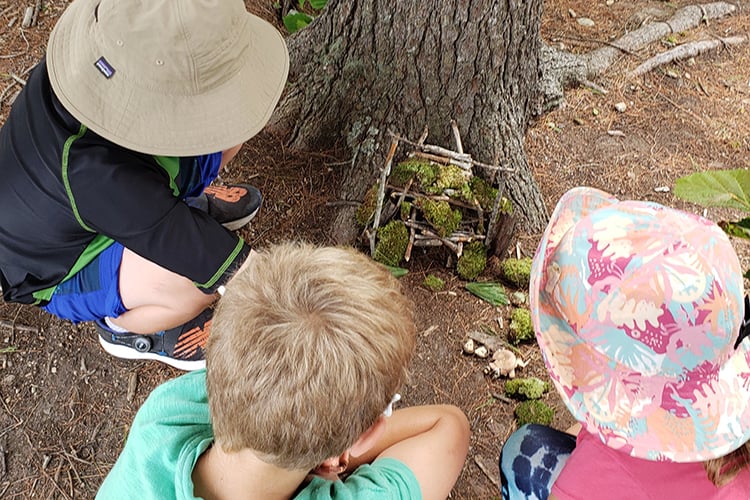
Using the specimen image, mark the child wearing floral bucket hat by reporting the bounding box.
[499,187,750,499]
[0,0,289,370]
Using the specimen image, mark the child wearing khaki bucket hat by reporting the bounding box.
[0,0,289,370]
[499,187,750,499]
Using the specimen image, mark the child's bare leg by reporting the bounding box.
[109,248,216,334]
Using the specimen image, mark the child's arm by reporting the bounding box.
[349,405,470,500]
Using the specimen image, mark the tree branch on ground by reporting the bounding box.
[539,2,738,110]
[628,35,746,77]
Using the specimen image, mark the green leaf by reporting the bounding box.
[465,282,509,306]
[283,11,313,34]
[383,265,409,278]
[674,170,750,212]
[309,0,328,9]
[719,218,750,240]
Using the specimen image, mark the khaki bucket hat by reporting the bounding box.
[46,0,289,156]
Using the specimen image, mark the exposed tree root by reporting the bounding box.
[628,35,746,77]
[539,1,738,110]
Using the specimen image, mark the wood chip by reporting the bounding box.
[126,371,138,402]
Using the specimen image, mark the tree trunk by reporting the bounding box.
[274,0,548,243]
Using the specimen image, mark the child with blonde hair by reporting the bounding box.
[98,242,470,499]
[500,187,750,499]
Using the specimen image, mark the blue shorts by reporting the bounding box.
[42,242,127,323]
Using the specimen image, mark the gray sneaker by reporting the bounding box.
[94,309,212,371]
[190,183,262,231]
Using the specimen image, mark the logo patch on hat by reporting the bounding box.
[94,57,115,79]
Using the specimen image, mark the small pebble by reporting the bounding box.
[577,17,595,27]
[614,102,627,112]
[475,345,489,359]
[463,339,476,355]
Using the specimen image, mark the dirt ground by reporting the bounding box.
[1,0,749,498]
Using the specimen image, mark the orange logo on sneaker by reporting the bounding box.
[174,319,211,359]
[204,186,247,203]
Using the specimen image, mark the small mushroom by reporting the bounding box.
[474,345,489,359]
[488,348,528,378]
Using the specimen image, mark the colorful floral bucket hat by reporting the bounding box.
[530,187,750,462]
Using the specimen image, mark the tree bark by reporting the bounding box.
[273,0,548,243]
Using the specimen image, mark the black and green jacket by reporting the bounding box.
[0,59,250,305]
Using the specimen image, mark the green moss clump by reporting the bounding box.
[390,158,439,188]
[374,221,409,267]
[500,257,533,288]
[423,274,445,291]
[400,201,412,220]
[509,308,534,345]
[498,196,513,215]
[418,199,462,237]
[515,400,555,426]
[435,164,468,190]
[355,184,378,227]
[424,165,477,202]
[505,377,551,400]
[469,177,499,211]
[456,241,487,281]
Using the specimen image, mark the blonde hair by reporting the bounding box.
[704,442,750,487]
[206,242,416,470]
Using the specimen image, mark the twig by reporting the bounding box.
[416,126,429,146]
[552,34,641,57]
[21,5,32,28]
[491,392,514,404]
[0,320,37,333]
[412,239,443,247]
[389,131,473,170]
[388,189,484,211]
[31,0,42,27]
[580,79,608,95]
[450,120,464,154]
[392,178,414,213]
[368,139,399,256]
[696,78,710,96]
[412,150,470,169]
[473,455,500,490]
[405,207,416,262]
[9,74,26,86]
[403,221,460,253]
[629,36,746,77]
[0,82,19,106]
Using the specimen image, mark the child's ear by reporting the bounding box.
[349,416,386,458]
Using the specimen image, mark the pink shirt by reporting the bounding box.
[551,430,750,500]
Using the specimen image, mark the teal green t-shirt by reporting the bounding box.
[97,370,422,499]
